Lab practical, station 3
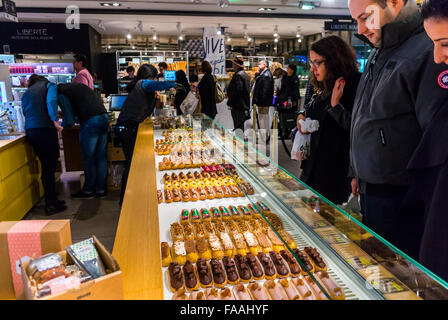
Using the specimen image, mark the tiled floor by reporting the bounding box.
[24,104,302,253]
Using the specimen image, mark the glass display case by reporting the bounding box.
[153,114,448,300]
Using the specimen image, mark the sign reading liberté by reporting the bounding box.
[203,27,226,75]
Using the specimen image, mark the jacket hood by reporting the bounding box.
[381,1,423,50]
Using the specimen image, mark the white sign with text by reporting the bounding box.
[203,27,226,75]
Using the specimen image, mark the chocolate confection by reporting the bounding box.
[304,247,326,269]
[280,250,302,275]
[196,258,212,286]
[210,259,226,285]
[269,251,289,276]
[256,253,276,277]
[292,248,314,271]
[168,262,184,291]
[222,257,240,283]
[244,253,264,278]
[234,254,252,281]
[182,261,198,289]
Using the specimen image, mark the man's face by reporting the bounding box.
[349,0,399,48]
[424,18,448,65]
[159,66,165,74]
[73,59,82,72]
[258,62,266,72]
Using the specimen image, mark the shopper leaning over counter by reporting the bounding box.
[57,83,109,199]
[21,75,67,215]
[116,64,176,205]
[298,36,361,205]
[404,0,448,282]
[348,0,448,260]
[72,54,94,90]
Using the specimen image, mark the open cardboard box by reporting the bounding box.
[20,236,123,300]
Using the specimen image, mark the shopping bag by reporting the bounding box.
[214,76,226,104]
[291,130,311,161]
[180,91,199,115]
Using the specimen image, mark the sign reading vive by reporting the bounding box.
[1,0,18,22]
[324,21,357,31]
[203,27,226,75]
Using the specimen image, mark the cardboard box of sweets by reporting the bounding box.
[20,236,123,300]
[0,220,72,299]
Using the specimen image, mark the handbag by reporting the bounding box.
[214,76,225,104]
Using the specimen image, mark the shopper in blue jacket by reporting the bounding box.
[21,75,66,215]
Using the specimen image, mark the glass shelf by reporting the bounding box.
[153,114,448,300]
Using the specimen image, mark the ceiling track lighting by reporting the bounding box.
[100,2,121,7]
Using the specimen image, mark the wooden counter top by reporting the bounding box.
[0,134,26,152]
[112,119,163,300]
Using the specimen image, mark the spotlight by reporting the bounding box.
[298,38,302,43]
[217,24,222,35]
[112,2,121,6]
[126,30,132,40]
[218,0,230,8]
[273,25,278,37]
[132,45,136,49]
[108,45,111,49]
[179,34,184,41]
[247,37,252,42]
[274,38,278,43]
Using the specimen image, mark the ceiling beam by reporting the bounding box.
[16,7,352,20]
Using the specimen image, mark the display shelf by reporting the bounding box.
[151,114,448,300]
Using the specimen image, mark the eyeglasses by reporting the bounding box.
[309,59,325,68]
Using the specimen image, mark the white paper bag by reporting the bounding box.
[291,130,311,161]
[180,91,199,115]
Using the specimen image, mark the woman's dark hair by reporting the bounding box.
[421,0,448,20]
[175,70,190,91]
[273,68,287,78]
[310,35,359,97]
[190,74,199,83]
[126,64,158,93]
[28,74,47,88]
[288,64,298,74]
[158,62,168,69]
[201,61,213,74]
[126,66,135,73]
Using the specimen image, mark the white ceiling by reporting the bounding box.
[14,0,352,38]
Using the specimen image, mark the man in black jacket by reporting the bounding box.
[253,60,274,139]
[349,0,448,259]
[227,57,250,137]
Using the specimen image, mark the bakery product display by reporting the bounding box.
[257,252,277,280]
[205,287,220,300]
[269,251,290,278]
[293,248,315,273]
[264,280,288,300]
[234,254,253,282]
[168,262,185,293]
[185,239,198,263]
[245,253,265,280]
[317,271,345,300]
[189,291,206,300]
[233,283,252,300]
[161,242,172,267]
[304,247,327,272]
[210,259,227,288]
[292,277,316,300]
[279,279,301,300]
[208,234,225,259]
[196,238,212,260]
[303,275,329,300]
[172,240,187,265]
[280,250,302,277]
[266,228,285,252]
[172,288,188,300]
[219,287,236,300]
[248,282,271,300]
[196,258,213,288]
[182,261,199,291]
[222,256,240,285]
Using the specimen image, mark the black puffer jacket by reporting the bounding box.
[198,72,217,119]
[227,68,250,111]
[253,68,274,107]
[276,74,301,107]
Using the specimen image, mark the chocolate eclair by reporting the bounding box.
[168,262,184,292]
[244,253,264,280]
[280,250,302,276]
[182,261,198,291]
[222,257,240,284]
[304,247,327,271]
[196,258,212,288]
[210,258,227,287]
[292,248,314,272]
[269,251,289,277]
[234,254,253,282]
[257,252,277,279]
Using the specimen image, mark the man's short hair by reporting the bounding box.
[74,54,88,68]
[373,0,408,9]
[126,66,135,73]
[158,62,168,69]
[288,64,297,74]
[260,60,269,68]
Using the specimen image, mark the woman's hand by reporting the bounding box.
[331,77,346,107]
[54,121,64,133]
[296,114,309,135]
[351,178,359,197]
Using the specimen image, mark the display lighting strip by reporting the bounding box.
[100,2,121,7]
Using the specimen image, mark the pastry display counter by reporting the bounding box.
[114,115,448,300]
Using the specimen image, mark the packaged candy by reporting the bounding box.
[66,238,106,279]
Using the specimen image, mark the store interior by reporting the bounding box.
[1,0,448,301]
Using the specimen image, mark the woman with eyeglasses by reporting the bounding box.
[403,0,448,281]
[298,35,361,204]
